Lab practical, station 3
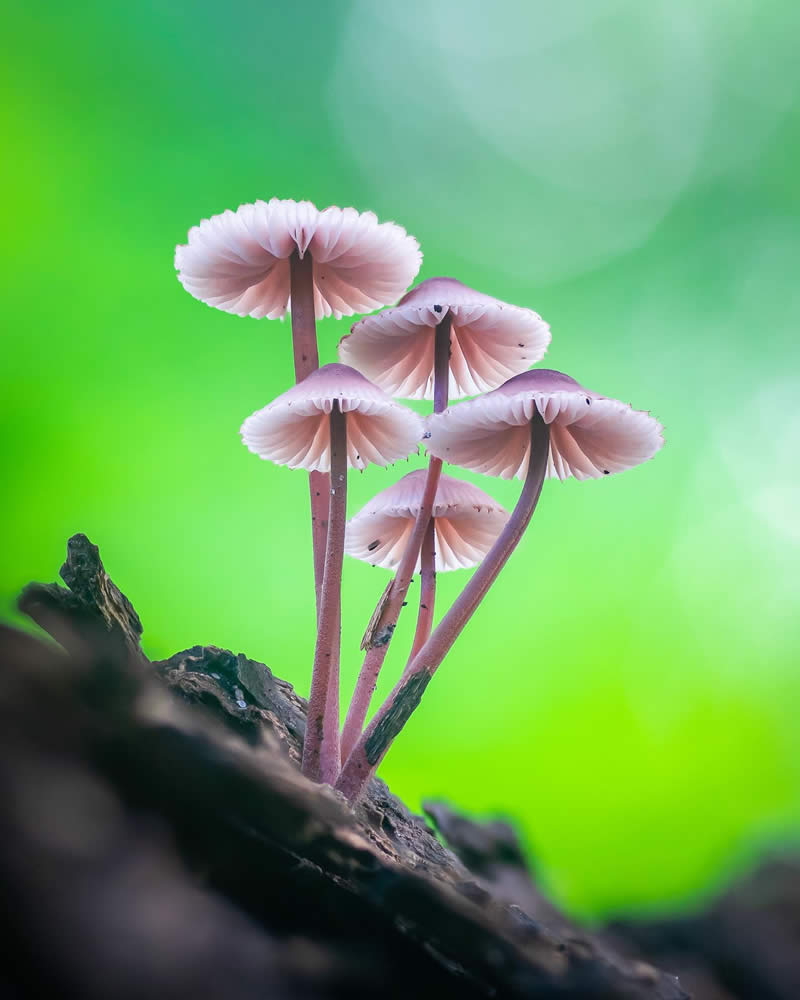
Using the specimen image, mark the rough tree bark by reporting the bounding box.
[1,535,794,998]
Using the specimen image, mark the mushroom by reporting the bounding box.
[426,369,663,481]
[176,198,421,612]
[335,368,664,802]
[338,276,551,400]
[340,469,510,759]
[241,363,424,784]
[334,277,549,708]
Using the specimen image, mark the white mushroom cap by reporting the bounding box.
[175,199,421,320]
[426,369,664,481]
[241,364,423,473]
[345,470,509,572]
[338,276,551,399]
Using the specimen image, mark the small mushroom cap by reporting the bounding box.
[345,469,510,572]
[241,364,423,473]
[426,369,664,481]
[175,199,421,321]
[338,276,551,399]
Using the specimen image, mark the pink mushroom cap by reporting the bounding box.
[240,364,423,473]
[338,276,551,399]
[175,198,421,321]
[345,469,509,572]
[426,369,664,481]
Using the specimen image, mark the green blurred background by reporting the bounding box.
[3,0,799,917]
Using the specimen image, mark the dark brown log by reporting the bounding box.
[606,857,800,1000]
[1,535,691,999]
[18,532,144,663]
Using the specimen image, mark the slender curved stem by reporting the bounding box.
[289,250,328,617]
[323,600,341,765]
[432,310,452,414]
[339,456,442,760]
[302,404,346,784]
[339,314,452,761]
[308,470,328,620]
[336,412,550,803]
[409,517,436,661]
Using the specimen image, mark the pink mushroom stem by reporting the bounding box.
[339,314,452,761]
[336,411,550,803]
[289,250,328,616]
[432,310,452,413]
[409,517,436,661]
[323,601,342,758]
[339,456,442,760]
[301,402,346,784]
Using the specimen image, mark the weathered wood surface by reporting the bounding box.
[18,532,144,662]
[0,535,697,997]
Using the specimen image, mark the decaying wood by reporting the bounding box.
[1,534,696,998]
[422,800,574,933]
[606,857,800,1000]
[360,578,395,650]
[18,532,144,663]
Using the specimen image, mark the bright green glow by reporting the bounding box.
[3,0,799,917]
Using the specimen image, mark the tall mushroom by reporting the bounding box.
[336,278,551,750]
[341,469,510,759]
[176,198,421,612]
[241,363,423,784]
[336,369,664,802]
[338,276,551,401]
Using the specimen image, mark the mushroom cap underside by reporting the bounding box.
[176,198,421,320]
[345,469,509,571]
[426,369,664,481]
[339,276,550,399]
[241,364,423,472]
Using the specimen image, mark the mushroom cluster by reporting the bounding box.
[176,198,664,803]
